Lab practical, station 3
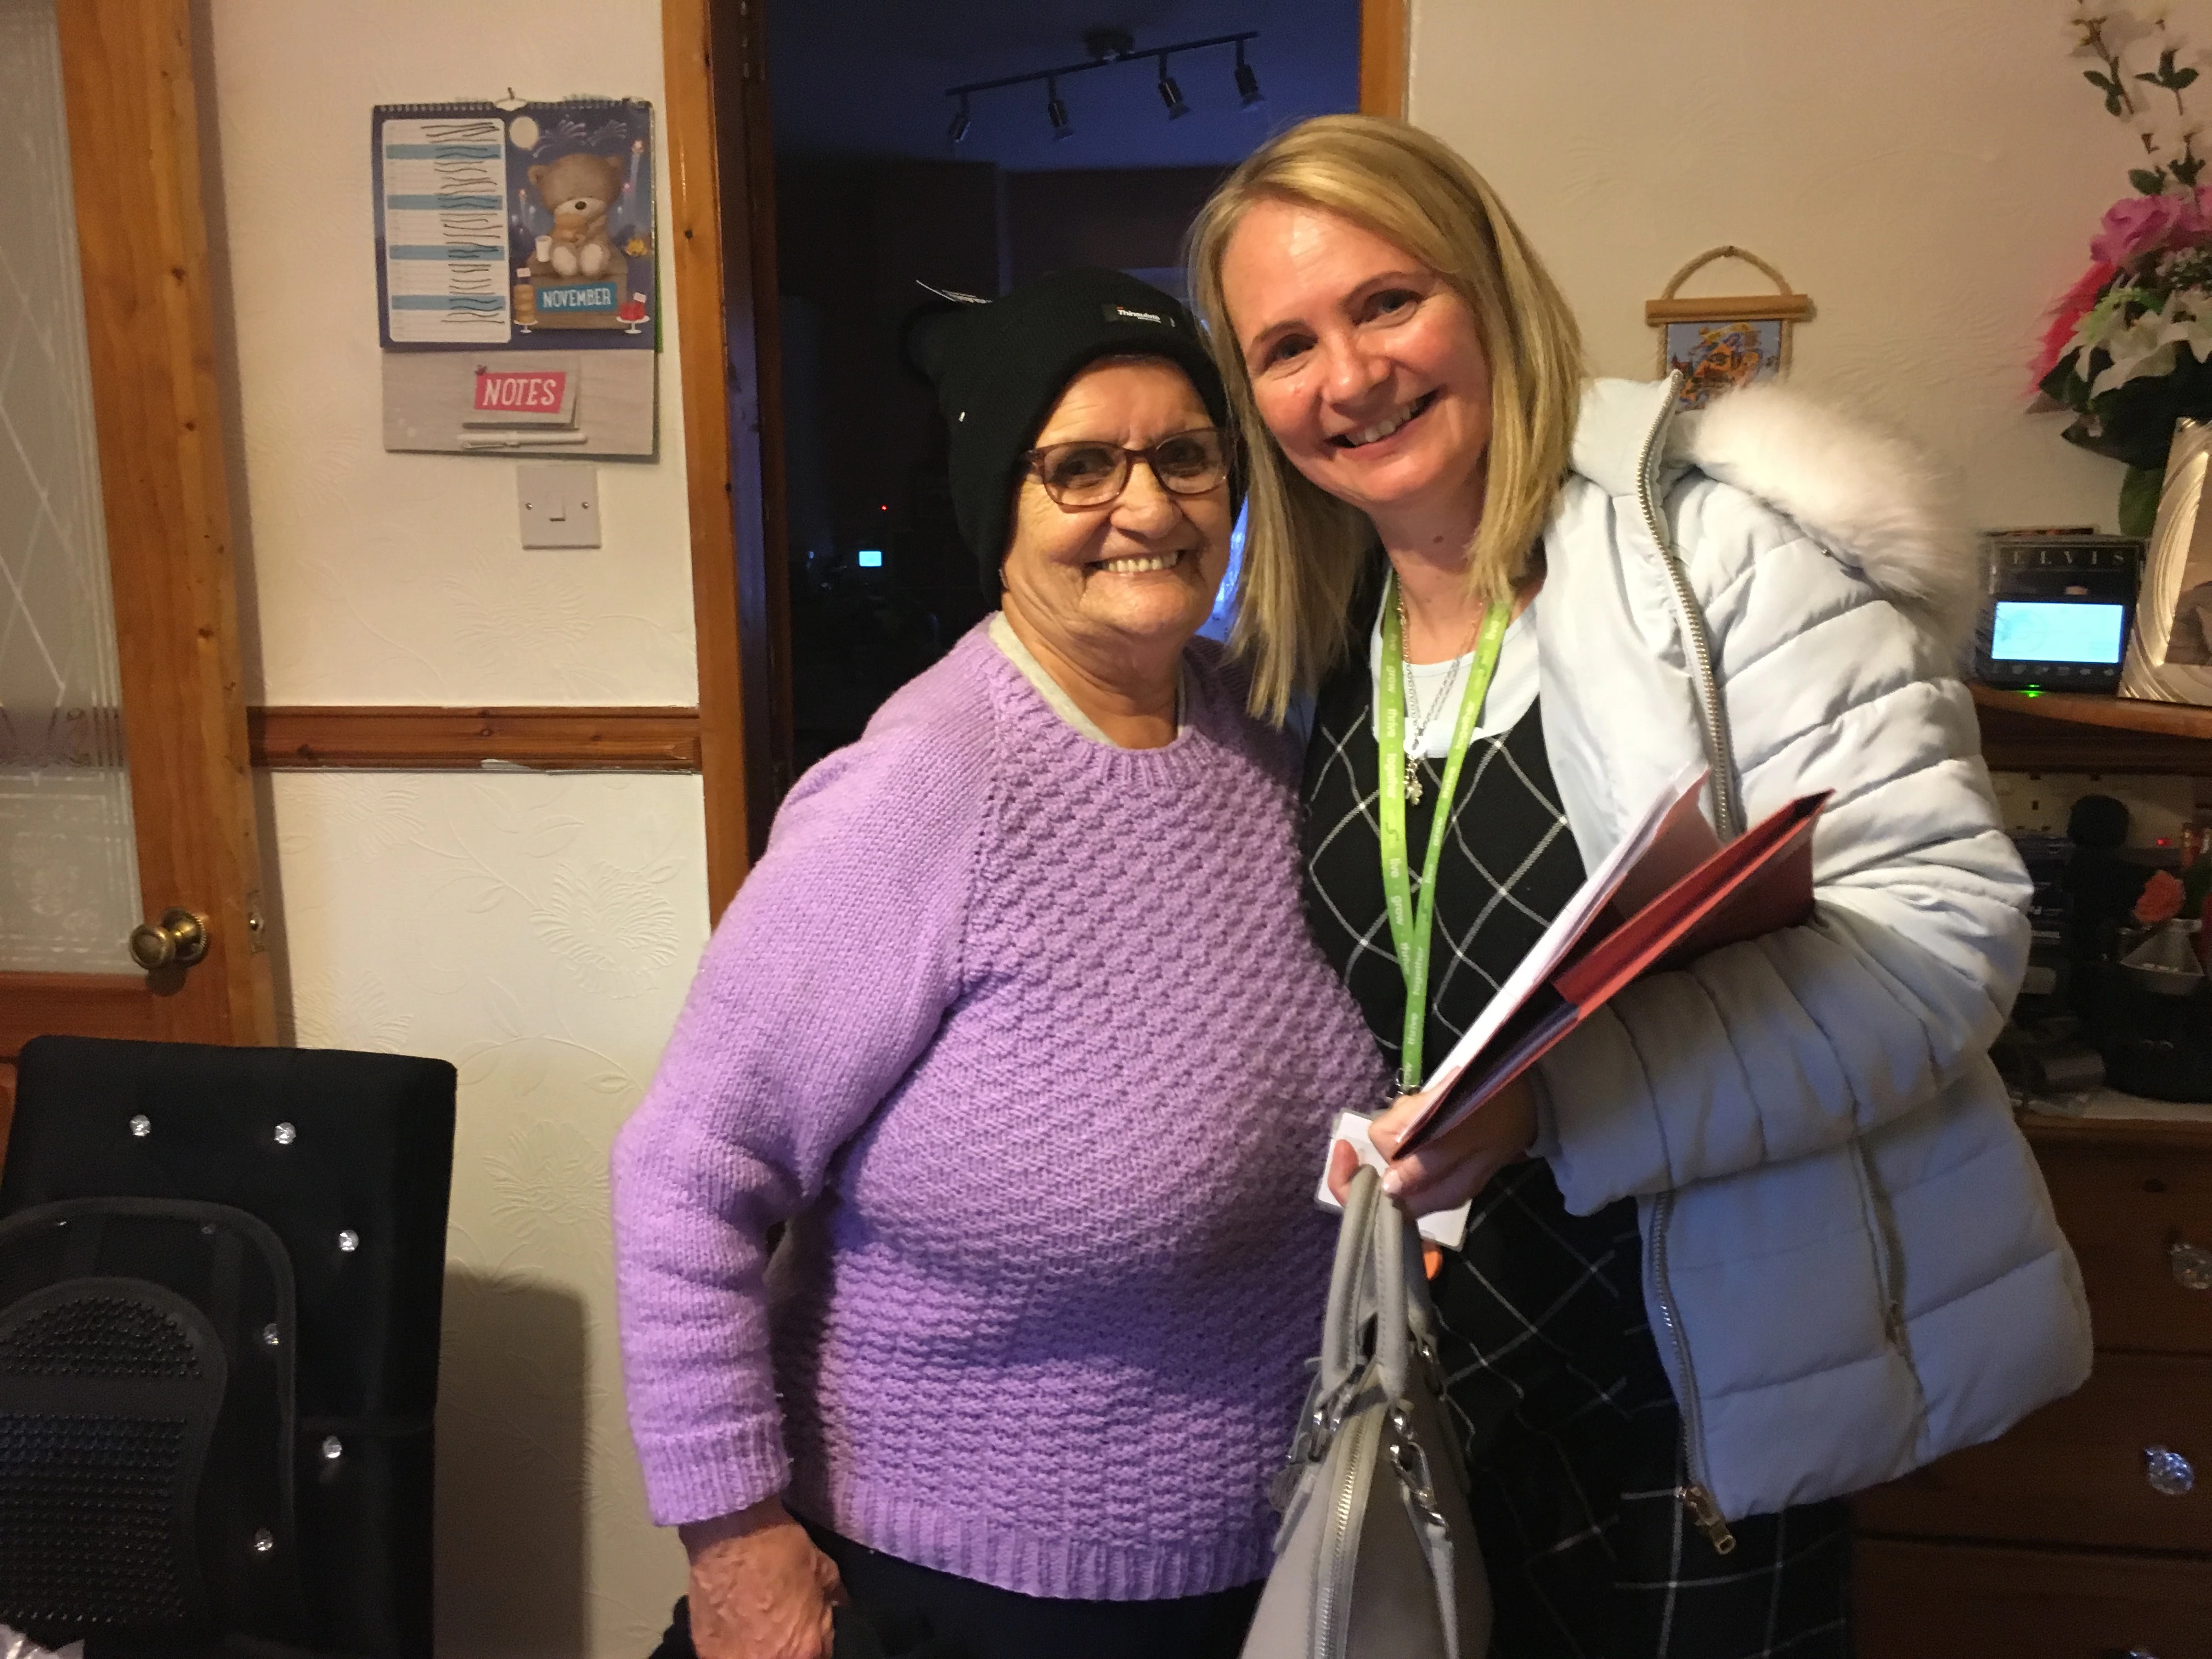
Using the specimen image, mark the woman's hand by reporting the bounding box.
[1326,1076,1538,1217]
[679,1496,846,1659]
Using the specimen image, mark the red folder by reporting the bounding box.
[1395,766,1828,1155]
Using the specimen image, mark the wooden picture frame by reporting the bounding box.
[1646,246,1814,410]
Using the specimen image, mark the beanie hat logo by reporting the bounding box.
[1103,303,1171,326]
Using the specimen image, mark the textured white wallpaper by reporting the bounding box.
[266,770,699,1658]
[1411,0,2175,533]
[208,0,698,706]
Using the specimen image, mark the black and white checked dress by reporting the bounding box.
[1299,628,1854,1659]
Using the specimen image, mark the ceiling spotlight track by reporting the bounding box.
[945,30,1261,144]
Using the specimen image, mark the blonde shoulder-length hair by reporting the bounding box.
[1187,115,1584,720]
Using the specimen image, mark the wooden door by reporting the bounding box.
[0,0,273,1131]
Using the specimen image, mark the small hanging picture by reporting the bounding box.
[1645,247,1813,410]
[371,99,658,456]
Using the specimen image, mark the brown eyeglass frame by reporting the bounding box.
[1022,427,1230,508]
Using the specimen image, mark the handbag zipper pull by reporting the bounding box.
[1680,1482,1738,1555]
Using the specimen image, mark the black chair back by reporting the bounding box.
[0,1037,456,1659]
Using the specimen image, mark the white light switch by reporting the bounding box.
[517,462,601,548]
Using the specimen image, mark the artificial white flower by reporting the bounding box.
[2098,7,2157,54]
[2132,105,2165,139]
[2072,289,2143,357]
[2091,307,2181,394]
[2165,292,2212,360]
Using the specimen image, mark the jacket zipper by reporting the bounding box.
[1853,1141,1909,1350]
[1647,1189,1736,1554]
[1634,374,1737,1555]
[1635,377,1742,842]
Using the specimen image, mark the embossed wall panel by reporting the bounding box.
[208,0,697,707]
[267,769,698,1658]
[1412,0,2159,532]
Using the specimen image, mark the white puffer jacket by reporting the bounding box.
[1527,377,2093,1526]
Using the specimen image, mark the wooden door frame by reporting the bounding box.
[1,0,273,1075]
[663,0,788,920]
[1362,0,1410,118]
[659,0,1408,921]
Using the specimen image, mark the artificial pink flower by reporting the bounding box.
[2179,188,2212,247]
[2030,257,2122,388]
[2137,868,2186,926]
[2092,193,2185,266]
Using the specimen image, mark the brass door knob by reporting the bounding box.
[129,908,208,970]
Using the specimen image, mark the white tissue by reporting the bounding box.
[1314,1109,1472,1250]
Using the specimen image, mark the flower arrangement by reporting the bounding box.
[2036,4,2212,531]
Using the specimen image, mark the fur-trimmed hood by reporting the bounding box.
[1570,377,1980,645]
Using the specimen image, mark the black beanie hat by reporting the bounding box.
[904,268,1234,591]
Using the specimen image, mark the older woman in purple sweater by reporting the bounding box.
[610,269,1384,1659]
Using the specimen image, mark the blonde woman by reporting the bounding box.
[1189,116,2090,1658]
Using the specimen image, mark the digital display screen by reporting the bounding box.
[856,549,884,568]
[1990,600,2126,664]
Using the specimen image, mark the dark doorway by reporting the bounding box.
[766,0,1362,775]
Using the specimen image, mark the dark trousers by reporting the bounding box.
[651,1525,1262,1659]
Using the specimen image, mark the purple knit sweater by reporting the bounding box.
[611,623,1387,1600]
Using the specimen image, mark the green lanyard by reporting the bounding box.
[1378,572,1511,1092]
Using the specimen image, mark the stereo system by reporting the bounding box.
[1974,532,2143,694]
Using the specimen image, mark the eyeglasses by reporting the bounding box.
[1023,426,1229,508]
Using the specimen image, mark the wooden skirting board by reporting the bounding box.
[248,706,702,771]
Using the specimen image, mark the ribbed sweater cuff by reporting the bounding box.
[793,1471,1273,1601]
[635,1418,791,1527]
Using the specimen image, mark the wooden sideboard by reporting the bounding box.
[1853,688,2212,1657]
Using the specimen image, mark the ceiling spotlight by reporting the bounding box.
[1235,40,1264,109]
[1156,55,1189,119]
[947,94,971,144]
[1047,77,1074,140]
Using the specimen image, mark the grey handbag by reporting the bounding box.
[1241,1165,1491,1659]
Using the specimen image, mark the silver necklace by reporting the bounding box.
[1395,585,1480,806]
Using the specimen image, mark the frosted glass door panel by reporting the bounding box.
[0,0,138,972]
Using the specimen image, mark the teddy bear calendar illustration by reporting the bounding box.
[373,99,658,455]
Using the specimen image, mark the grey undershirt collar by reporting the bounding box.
[988,611,1185,746]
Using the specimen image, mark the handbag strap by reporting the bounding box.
[1320,1165,1380,1395]
[1320,1166,1415,1401]
[1372,1173,1410,1400]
